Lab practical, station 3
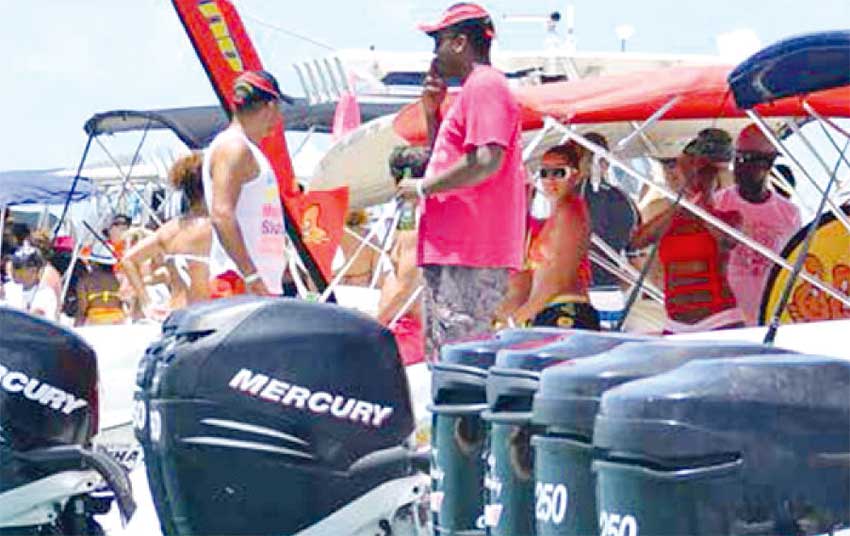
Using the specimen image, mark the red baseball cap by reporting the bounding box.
[417,3,494,36]
[233,70,294,106]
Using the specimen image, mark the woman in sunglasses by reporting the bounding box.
[495,142,599,329]
[631,146,745,334]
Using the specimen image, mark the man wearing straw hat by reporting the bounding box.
[397,3,525,359]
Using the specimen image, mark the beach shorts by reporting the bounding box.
[209,270,246,299]
[422,265,509,361]
[532,299,600,330]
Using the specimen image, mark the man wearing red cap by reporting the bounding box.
[397,3,525,358]
[715,124,801,325]
[203,70,291,298]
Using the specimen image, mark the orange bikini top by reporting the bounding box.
[525,218,592,287]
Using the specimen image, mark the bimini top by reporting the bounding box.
[729,30,850,109]
[0,169,94,207]
[84,99,405,149]
[393,63,850,145]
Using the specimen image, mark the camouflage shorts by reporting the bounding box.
[422,265,509,360]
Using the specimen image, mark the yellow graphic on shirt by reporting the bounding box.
[760,213,850,325]
[301,205,330,245]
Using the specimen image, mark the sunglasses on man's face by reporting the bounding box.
[735,151,777,166]
[539,167,574,179]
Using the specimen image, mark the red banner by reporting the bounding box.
[172,0,345,282]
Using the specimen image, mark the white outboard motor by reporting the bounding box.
[135,297,429,535]
[0,307,135,535]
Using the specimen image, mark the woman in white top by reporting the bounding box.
[10,244,57,319]
[122,152,211,316]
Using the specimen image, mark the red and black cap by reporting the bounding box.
[233,70,294,106]
[417,3,495,38]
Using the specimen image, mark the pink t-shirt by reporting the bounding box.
[715,186,802,325]
[417,65,525,269]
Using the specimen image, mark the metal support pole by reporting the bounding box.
[802,106,850,180]
[0,206,6,256]
[547,117,850,308]
[94,132,164,228]
[369,203,403,289]
[748,110,850,234]
[802,101,850,141]
[615,187,686,331]
[55,133,94,235]
[764,139,850,344]
[590,234,664,301]
[319,216,387,302]
[615,96,681,151]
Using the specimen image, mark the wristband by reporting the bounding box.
[243,272,261,285]
[416,180,427,200]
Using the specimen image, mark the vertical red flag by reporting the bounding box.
[172,0,346,286]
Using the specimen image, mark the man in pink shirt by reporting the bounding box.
[715,125,802,325]
[397,3,525,359]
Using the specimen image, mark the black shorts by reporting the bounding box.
[532,301,601,330]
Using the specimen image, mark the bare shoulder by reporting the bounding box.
[210,133,258,183]
[169,217,211,254]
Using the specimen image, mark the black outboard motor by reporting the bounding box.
[594,355,850,536]
[0,307,134,534]
[430,327,566,535]
[481,331,651,536]
[531,340,794,536]
[138,297,426,536]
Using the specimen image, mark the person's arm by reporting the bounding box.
[122,227,170,308]
[30,287,58,319]
[209,137,271,295]
[377,234,421,325]
[399,69,513,198]
[423,59,447,148]
[493,270,532,324]
[512,201,591,325]
[630,199,677,251]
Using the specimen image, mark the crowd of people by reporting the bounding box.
[0,3,810,364]
[0,151,212,327]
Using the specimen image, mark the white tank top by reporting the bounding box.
[202,128,286,294]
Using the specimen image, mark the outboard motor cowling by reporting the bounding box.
[139,297,423,536]
[0,307,134,532]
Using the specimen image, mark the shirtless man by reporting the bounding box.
[203,70,290,298]
[122,152,211,315]
[496,143,599,329]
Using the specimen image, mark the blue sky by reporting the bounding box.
[2,0,848,171]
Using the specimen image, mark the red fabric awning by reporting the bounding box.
[394,65,850,145]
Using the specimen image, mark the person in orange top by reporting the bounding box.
[496,142,599,329]
[630,146,745,333]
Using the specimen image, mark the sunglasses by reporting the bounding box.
[735,151,777,166]
[539,167,574,179]
[658,158,678,169]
